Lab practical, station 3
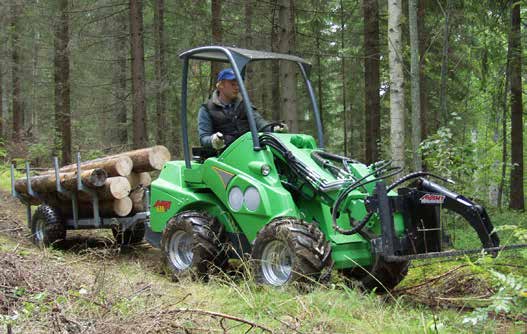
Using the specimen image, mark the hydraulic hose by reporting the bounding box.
[330,165,402,235]
[260,133,405,236]
[310,151,347,178]
[387,171,454,192]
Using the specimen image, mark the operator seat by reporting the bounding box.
[191,147,218,163]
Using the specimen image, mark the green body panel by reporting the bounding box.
[149,132,406,269]
[150,161,237,234]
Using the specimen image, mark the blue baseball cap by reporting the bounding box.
[217,68,236,82]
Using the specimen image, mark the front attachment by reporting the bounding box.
[373,178,503,262]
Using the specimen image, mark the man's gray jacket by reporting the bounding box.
[198,90,268,148]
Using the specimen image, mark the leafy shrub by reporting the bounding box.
[420,126,477,191]
[463,268,527,326]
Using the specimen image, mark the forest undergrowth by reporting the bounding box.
[0,167,526,333]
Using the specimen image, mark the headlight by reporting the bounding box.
[228,186,243,211]
[244,187,260,211]
[261,164,271,176]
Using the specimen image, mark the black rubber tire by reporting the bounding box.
[251,218,333,286]
[161,211,228,280]
[112,221,145,245]
[342,256,410,293]
[31,205,66,248]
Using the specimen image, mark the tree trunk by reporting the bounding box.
[311,0,324,142]
[130,0,148,149]
[270,1,281,121]
[439,0,450,127]
[54,0,72,164]
[244,0,254,92]
[363,0,381,164]
[278,0,297,132]
[498,44,511,210]
[115,10,128,145]
[509,1,524,210]
[0,61,3,141]
[388,0,405,170]
[154,0,167,146]
[244,1,253,49]
[418,0,429,140]
[11,2,23,142]
[338,0,345,155]
[409,0,422,171]
[211,0,222,87]
[29,23,40,138]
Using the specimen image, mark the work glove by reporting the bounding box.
[211,132,226,150]
[273,123,289,133]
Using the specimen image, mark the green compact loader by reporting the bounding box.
[145,46,514,291]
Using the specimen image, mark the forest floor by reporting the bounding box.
[0,189,526,333]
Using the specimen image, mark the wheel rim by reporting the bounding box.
[168,230,194,270]
[35,218,46,242]
[261,240,292,286]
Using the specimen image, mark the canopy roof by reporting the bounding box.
[179,46,311,68]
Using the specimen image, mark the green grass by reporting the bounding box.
[1,233,524,333]
[1,164,525,332]
[0,165,19,193]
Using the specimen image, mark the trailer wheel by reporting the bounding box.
[342,257,409,292]
[31,205,66,248]
[161,211,228,280]
[251,218,333,287]
[112,221,145,245]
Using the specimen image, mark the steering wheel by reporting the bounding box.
[258,121,284,132]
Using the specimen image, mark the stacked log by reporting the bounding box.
[117,145,170,173]
[56,197,134,218]
[54,156,133,177]
[127,172,152,213]
[15,145,170,217]
[78,176,131,201]
[15,168,107,194]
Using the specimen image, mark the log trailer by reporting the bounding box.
[11,153,149,246]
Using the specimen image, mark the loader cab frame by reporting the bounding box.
[178,46,325,169]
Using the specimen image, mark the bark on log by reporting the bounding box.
[15,168,107,195]
[127,172,152,189]
[51,156,133,177]
[59,168,108,190]
[130,188,146,212]
[15,174,65,194]
[52,196,133,218]
[78,176,131,201]
[104,197,133,217]
[121,145,170,172]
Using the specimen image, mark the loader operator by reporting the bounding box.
[198,68,288,150]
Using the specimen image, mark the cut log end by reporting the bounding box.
[115,156,134,176]
[127,172,152,189]
[108,177,131,200]
[113,197,133,217]
[90,169,108,187]
[149,145,171,170]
